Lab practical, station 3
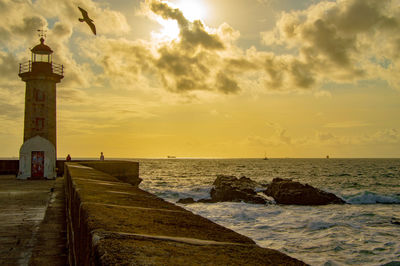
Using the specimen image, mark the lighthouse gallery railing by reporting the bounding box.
[19,61,64,76]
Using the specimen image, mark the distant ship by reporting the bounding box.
[263,152,268,160]
[326,155,330,159]
[167,156,176,159]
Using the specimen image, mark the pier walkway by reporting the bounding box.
[0,175,67,265]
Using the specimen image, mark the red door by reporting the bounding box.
[31,151,44,179]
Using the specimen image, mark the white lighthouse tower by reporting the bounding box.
[17,34,64,179]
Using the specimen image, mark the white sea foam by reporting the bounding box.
[345,191,400,204]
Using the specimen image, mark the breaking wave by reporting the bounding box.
[345,191,400,204]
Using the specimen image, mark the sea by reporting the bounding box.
[135,158,400,266]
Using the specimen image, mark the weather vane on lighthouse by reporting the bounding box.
[37,28,47,39]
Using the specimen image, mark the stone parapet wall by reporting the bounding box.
[1,159,139,180]
[64,162,306,265]
[80,161,141,186]
[0,160,18,175]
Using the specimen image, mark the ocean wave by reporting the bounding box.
[345,191,400,204]
[306,221,336,230]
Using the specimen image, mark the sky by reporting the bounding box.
[0,0,399,158]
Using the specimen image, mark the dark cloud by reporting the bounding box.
[297,0,398,70]
[181,20,224,50]
[301,18,355,67]
[326,0,398,34]
[225,58,258,71]
[262,55,285,89]
[216,72,240,94]
[148,0,224,50]
[289,59,315,89]
[149,1,188,28]
[156,47,202,77]
[51,22,73,39]
[12,16,47,37]
[155,47,213,92]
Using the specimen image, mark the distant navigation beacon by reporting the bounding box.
[18,34,64,179]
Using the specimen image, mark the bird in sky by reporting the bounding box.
[78,6,96,35]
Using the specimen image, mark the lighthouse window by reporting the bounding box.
[35,118,45,131]
[34,89,45,102]
[34,54,50,63]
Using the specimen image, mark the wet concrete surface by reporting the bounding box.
[0,175,67,266]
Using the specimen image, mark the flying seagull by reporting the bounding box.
[78,6,96,35]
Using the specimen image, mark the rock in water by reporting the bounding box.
[177,175,270,204]
[264,178,345,205]
[209,175,267,204]
[391,218,400,225]
[177,198,196,204]
[213,175,259,191]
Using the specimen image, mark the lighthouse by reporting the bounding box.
[17,35,64,179]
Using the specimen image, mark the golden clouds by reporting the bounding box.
[13,0,387,99]
[128,0,400,94]
[35,0,130,35]
[262,0,400,89]
[79,0,242,95]
[72,0,400,97]
[0,0,46,48]
[1,0,400,96]
[148,0,231,93]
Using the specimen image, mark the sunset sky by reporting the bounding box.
[0,0,399,158]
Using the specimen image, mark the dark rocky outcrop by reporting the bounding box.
[391,218,400,225]
[178,175,268,204]
[209,175,267,204]
[264,178,345,205]
[177,197,196,204]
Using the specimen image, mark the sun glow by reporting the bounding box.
[177,0,207,22]
[158,19,180,40]
[154,0,207,40]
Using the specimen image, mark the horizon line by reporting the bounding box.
[2,157,400,160]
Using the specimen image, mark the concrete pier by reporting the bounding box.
[65,162,306,265]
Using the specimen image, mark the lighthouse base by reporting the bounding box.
[18,136,56,180]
